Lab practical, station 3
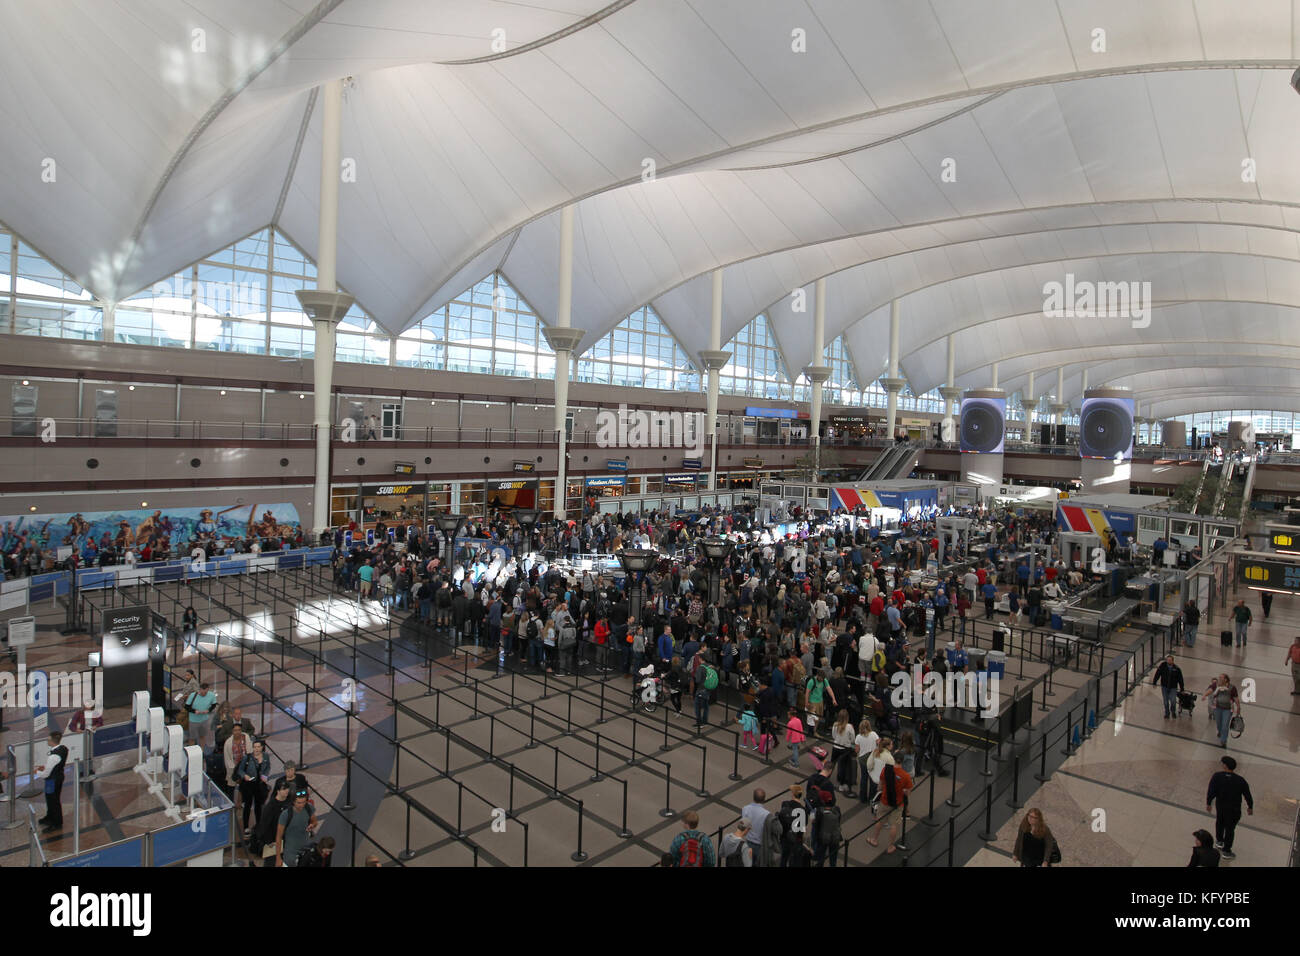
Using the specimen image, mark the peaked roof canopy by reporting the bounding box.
[3,0,1299,417]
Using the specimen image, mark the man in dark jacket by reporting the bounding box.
[1152,655,1185,720]
[1206,756,1253,860]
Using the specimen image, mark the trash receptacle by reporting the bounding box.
[987,650,1006,677]
[991,628,1008,652]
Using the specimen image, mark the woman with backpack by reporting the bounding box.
[873,759,912,855]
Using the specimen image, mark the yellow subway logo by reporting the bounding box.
[1243,565,1269,582]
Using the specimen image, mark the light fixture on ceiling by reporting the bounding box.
[21,380,29,386]
[220,390,227,396]
[140,501,148,507]
[299,394,305,399]
[29,505,38,512]
[128,385,136,391]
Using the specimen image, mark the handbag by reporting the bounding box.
[1048,842,1062,865]
[1229,714,1245,738]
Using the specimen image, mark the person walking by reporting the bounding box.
[1260,591,1273,621]
[1012,808,1060,868]
[1230,600,1252,648]
[1152,654,1185,720]
[1284,636,1300,696]
[1206,756,1253,860]
[1187,829,1220,868]
[1182,599,1199,649]
[1202,673,1240,749]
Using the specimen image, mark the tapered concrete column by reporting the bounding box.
[939,387,962,424]
[1080,367,1089,398]
[1050,402,1068,427]
[803,277,831,476]
[884,300,902,440]
[545,205,582,520]
[940,334,960,423]
[700,268,731,492]
[990,362,999,389]
[1025,371,1036,425]
[1056,367,1064,409]
[296,77,352,537]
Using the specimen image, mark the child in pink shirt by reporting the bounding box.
[785,709,806,769]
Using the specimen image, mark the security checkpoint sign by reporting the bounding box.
[7,615,36,647]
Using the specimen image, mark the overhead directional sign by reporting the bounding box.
[1238,556,1300,593]
[1268,527,1300,555]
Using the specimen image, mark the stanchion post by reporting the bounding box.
[1007,754,1024,809]
[977,784,996,841]
[570,799,588,863]
[729,733,741,781]
[1034,731,1049,782]
[659,762,674,818]
[945,753,961,808]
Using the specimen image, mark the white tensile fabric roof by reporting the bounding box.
[2,0,1299,417]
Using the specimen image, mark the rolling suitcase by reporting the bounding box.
[1220,630,1232,647]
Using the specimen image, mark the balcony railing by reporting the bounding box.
[0,418,315,441]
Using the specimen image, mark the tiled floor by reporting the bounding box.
[6,566,1292,866]
[972,587,1300,867]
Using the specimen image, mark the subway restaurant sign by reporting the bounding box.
[1238,557,1300,593]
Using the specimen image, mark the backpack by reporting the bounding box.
[872,649,886,673]
[295,842,322,868]
[815,806,842,846]
[724,841,747,867]
[808,782,835,808]
[703,665,719,690]
[526,619,538,640]
[677,832,707,867]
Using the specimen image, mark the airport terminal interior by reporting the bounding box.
[0,1,1298,870]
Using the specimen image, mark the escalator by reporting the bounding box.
[857,441,920,481]
[1236,456,1257,523]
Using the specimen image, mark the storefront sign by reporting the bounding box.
[365,484,416,496]
[664,473,702,486]
[490,480,535,491]
[512,461,536,473]
[585,476,627,489]
[681,458,702,470]
[743,457,765,469]
[606,460,628,472]
[745,407,797,419]
[394,462,416,475]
